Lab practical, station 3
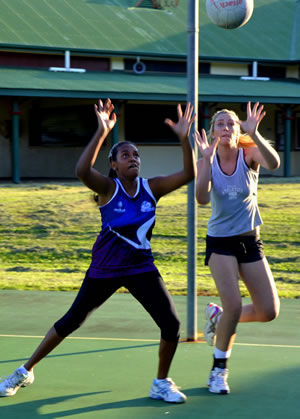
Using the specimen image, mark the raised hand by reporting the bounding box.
[238,102,266,137]
[94,98,117,136]
[164,102,196,142]
[194,129,220,164]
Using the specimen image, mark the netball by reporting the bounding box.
[206,0,254,29]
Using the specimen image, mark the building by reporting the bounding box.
[1,0,300,181]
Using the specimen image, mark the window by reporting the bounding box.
[249,64,286,79]
[199,63,210,74]
[29,103,98,146]
[0,51,109,71]
[125,59,186,74]
[125,104,179,144]
[125,59,209,74]
[134,0,179,9]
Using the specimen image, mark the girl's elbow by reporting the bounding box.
[75,165,87,180]
[271,163,280,171]
[197,198,210,205]
[268,158,280,171]
[274,158,281,170]
[196,194,210,205]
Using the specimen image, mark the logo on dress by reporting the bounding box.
[222,186,243,200]
[113,201,126,212]
[140,201,154,212]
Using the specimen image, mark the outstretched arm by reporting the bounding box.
[75,98,117,196]
[239,102,280,171]
[194,129,220,205]
[149,103,196,199]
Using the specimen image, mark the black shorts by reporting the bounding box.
[205,234,265,265]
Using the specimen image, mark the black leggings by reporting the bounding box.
[54,270,180,342]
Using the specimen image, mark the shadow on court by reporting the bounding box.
[1,367,300,418]
[0,342,160,365]
[1,291,300,418]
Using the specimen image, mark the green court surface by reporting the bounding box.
[1,290,300,418]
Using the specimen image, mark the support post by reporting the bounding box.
[11,100,21,184]
[284,107,292,177]
[186,0,199,341]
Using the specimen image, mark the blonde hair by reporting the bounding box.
[208,109,256,148]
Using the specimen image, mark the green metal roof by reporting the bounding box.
[0,0,187,57]
[1,67,300,104]
[0,0,299,62]
[0,67,186,100]
[201,0,300,62]
[0,0,299,105]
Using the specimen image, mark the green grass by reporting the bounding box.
[0,178,299,297]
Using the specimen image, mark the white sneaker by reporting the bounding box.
[207,368,230,394]
[204,303,223,346]
[0,366,34,397]
[149,378,186,403]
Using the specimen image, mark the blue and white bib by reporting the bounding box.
[89,177,158,278]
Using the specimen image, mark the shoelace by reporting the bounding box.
[168,382,179,392]
[160,379,180,393]
[0,372,23,387]
[214,371,228,387]
[206,318,217,335]
[207,322,216,332]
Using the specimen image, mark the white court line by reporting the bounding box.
[0,334,159,342]
[1,334,300,348]
[234,342,300,349]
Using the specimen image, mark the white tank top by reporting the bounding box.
[207,148,263,237]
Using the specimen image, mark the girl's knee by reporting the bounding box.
[256,298,280,322]
[161,316,180,342]
[54,312,86,337]
[259,306,279,322]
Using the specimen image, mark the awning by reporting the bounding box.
[1,67,300,104]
